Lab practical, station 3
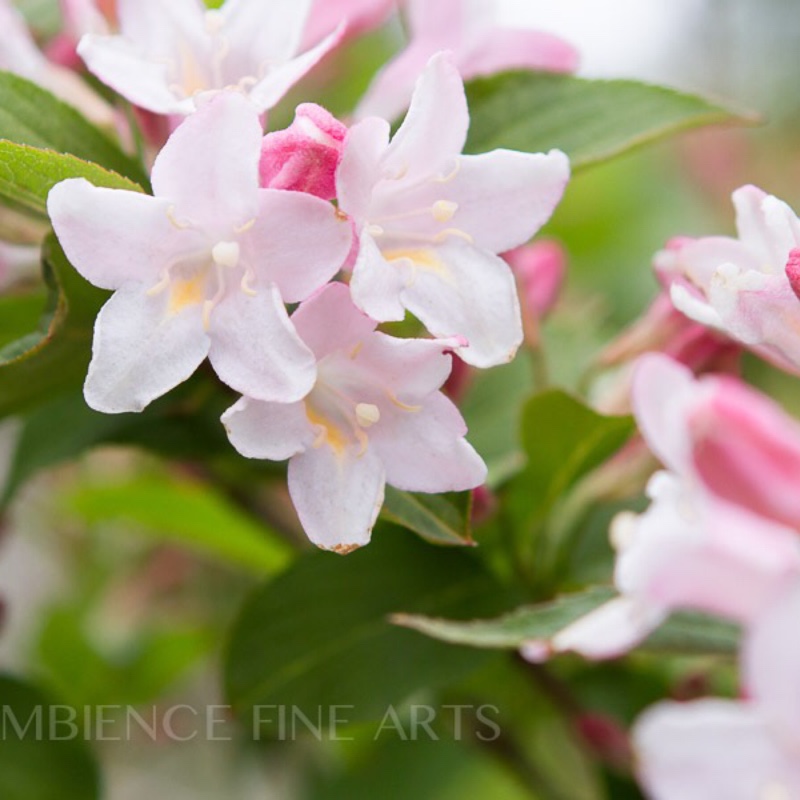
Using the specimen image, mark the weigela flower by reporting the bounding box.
[78,0,343,116]
[48,92,352,414]
[222,282,487,553]
[338,53,570,368]
[0,0,112,125]
[658,185,800,375]
[303,0,395,48]
[525,354,800,661]
[356,0,578,121]
[259,104,347,201]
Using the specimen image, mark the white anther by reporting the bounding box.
[355,403,381,428]
[212,241,240,269]
[432,200,458,223]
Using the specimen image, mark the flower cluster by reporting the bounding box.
[44,0,571,552]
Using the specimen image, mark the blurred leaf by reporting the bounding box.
[382,488,474,546]
[0,70,148,184]
[461,356,534,487]
[0,674,101,800]
[641,612,740,656]
[0,235,107,418]
[465,72,755,169]
[65,474,292,575]
[225,527,509,735]
[392,586,614,649]
[1,381,234,506]
[37,609,212,708]
[0,287,47,349]
[510,390,634,525]
[0,141,143,217]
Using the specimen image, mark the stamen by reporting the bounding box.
[212,241,240,269]
[432,200,458,223]
[355,403,380,428]
[240,270,257,297]
[387,391,422,412]
[367,224,385,237]
[166,205,193,230]
[349,342,364,359]
[434,159,461,183]
[434,228,473,245]
[235,218,256,234]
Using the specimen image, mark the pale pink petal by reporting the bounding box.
[207,285,316,403]
[733,184,800,267]
[116,0,205,52]
[84,284,209,414]
[631,354,697,473]
[744,580,800,745]
[634,700,800,800]
[689,378,800,530]
[336,117,391,223]
[349,232,408,322]
[245,189,352,303]
[150,92,261,231]
[78,35,189,115]
[371,391,486,492]
[48,179,189,291]
[397,238,523,368]
[550,597,666,660]
[247,25,345,113]
[221,396,312,461]
[303,0,394,47]
[381,53,469,181]
[221,0,312,66]
[405,0,464,43]
[443,149,570,253]
[288,445,385,553]
[459,28,579,77]
[291,282,377,360]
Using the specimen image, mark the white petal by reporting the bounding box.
[350,232,408,322]
[221,396,311,461]
[398,238,523,368]
[84,284,209,414]
[222,0,312,64]
[288,445,385,553]
[207,284,316,403]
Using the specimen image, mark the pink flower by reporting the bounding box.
[356,0,578,121]
[78,0,343,116]
[0,0,112,125]
[222,282,486,553]
[658,185,800,375]
[303,0,395,47]
[337,53,570,368]
[259,104,347,201]
[48,93,352,414]
[503,240,566,320]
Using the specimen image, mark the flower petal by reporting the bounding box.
[634,700,800,800]
[444,149,570,253]
[222,0,312,65]
[84,283,209,413]
[150,92,261,231]
[207,284,316,403]
[221,396,311,461]
[336,116,390,224]
[371,391,486,492]
[245,189,352,303]
[48,179,189,291]
[288,445,385,553]
[381,53,469,180]
[398,238,523,368]
[349,231,408,322]
[291,281,377,361]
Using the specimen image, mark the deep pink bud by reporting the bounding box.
[503,240,566,319]
[575,713,633,770]
[785,247,800,301]
[259,104,347,201]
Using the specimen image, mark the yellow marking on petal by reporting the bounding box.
[349,341,364,359]
[169,274,206,314]
[177,40,209,97]
[306,405,349,455]
[387,391,422,412]
[355,403,380,428]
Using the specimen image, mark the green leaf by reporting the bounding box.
[641,611,740,656]
[0,70,148,185]
[0,674,101,800]
[0,140,143,216]
[64,474,293,575]
[512,390,634,523]
[465,72,755,169]
[382,487,474,546]
[225,527,509,736]
[0,235,108,418]
[392,586,615,649]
